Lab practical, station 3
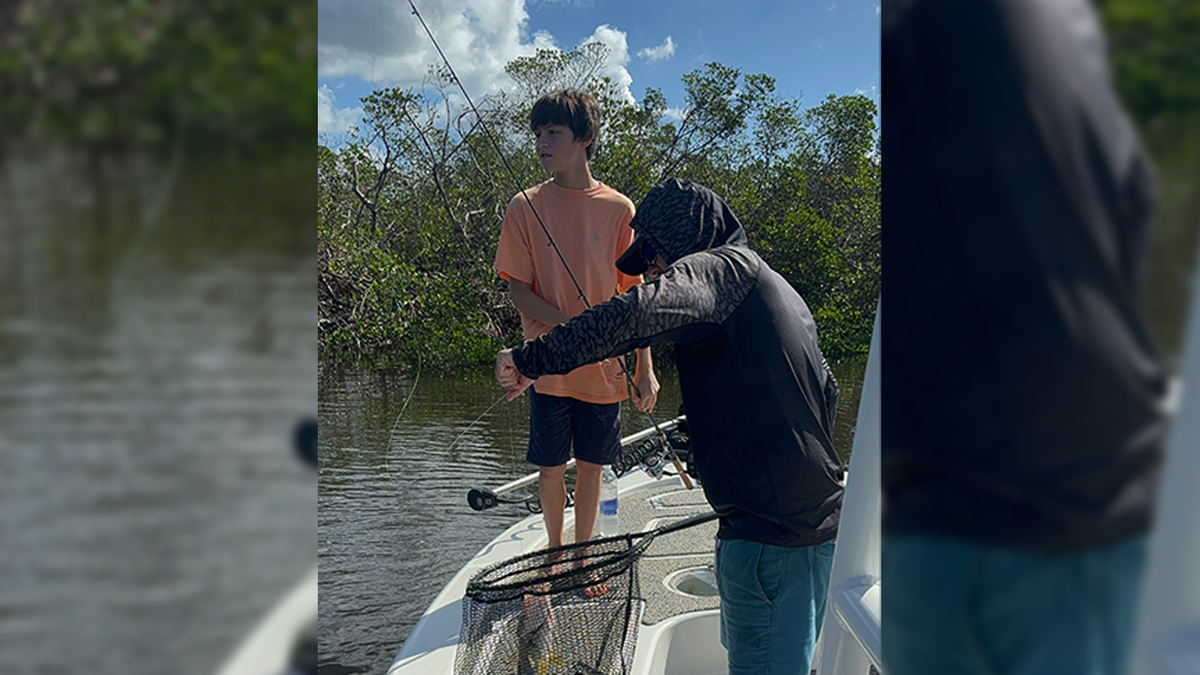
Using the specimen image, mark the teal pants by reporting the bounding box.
[883,535,1148,675]
[715,537,836,675]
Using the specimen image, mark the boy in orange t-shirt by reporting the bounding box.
[494,89,658,549]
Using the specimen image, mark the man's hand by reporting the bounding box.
[632,367,660,413]
[495,349,535,401]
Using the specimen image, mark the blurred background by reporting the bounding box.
[0,1,316,674]
[2,0,1194,673]
[881,1,1199,674]
[1095,0,1200,365]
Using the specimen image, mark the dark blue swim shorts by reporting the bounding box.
[527,389,622,467]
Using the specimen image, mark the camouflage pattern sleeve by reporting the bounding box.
[512,247,759,379]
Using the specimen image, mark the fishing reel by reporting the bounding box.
[613,423,697,482]
[665,426,692,467]
[635,435,669,479]
[613,433,666,478]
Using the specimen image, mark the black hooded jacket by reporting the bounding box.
[512,179,844,547]
[883,0,1167,551]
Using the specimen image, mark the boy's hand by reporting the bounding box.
[496,349,535,401]
[632,368,659,413]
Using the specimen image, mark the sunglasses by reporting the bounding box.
[642,242,658,269]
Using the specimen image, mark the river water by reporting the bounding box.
[0,146,316,675]
[316,357,866,675]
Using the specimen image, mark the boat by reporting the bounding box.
[388,319,882,675]
[214,565,317,675]
[213,418,319,675]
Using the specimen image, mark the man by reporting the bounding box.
[883,1,1167,674]
[497,178,843,675]
[494,88,658,551]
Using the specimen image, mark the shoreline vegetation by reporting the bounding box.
[319,48,881,371]
[0,1,314,151]
[318,0,1198,374]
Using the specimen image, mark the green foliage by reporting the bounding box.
[1097,0,1200,123]
[504,42,627,112]
[0,0,314,146]
[319,46,881,370]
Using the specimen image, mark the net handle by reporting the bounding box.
[577,510,720,583]
[465,511,721,602]
[649,510,720,538]
[630,511,721,555]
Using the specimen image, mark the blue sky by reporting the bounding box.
[319,0,880,139]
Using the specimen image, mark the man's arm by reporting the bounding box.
[499,297,656,407]
[509,279,570,328]
[500,250,757,390]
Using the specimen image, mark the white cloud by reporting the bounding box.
[854,84,878,99]
[637,36,676,64]
[662,107,686,122]
[876,3,881,16]
[318,84,363,135]
[587,25,634,102]
[319,0,639,104]
[318,0,536,98]
[531,29,558,51]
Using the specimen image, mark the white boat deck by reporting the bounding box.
[388,469,724,675]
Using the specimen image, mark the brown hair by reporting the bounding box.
[529,89,602,160]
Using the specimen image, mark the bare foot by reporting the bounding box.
[534,549,565,594]
[577,547,609,598]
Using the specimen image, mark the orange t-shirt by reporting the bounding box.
[494,180,641,404]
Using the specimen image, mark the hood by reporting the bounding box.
[616,178,748,275]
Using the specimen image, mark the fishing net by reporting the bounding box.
[455,534,644,675]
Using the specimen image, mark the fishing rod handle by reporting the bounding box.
[652,510,720,538]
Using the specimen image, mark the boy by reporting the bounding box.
[494,89,658,549]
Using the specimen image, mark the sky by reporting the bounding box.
[318,0,880,139]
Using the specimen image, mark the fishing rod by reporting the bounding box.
[406,0,587,310]
[468,415,689,512]
[406,0,690,486]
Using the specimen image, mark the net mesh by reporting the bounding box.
[455,534,646,675]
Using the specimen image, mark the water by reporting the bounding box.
[316,356,865,675]
[0,146,316,675]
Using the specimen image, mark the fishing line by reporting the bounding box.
[108,141,186,446]
[406,0,588,308]
[506,377,517,458]
[385,356,421,475]
[446,390,510,456]
[407,0,674,455]
[113,139,185,286]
